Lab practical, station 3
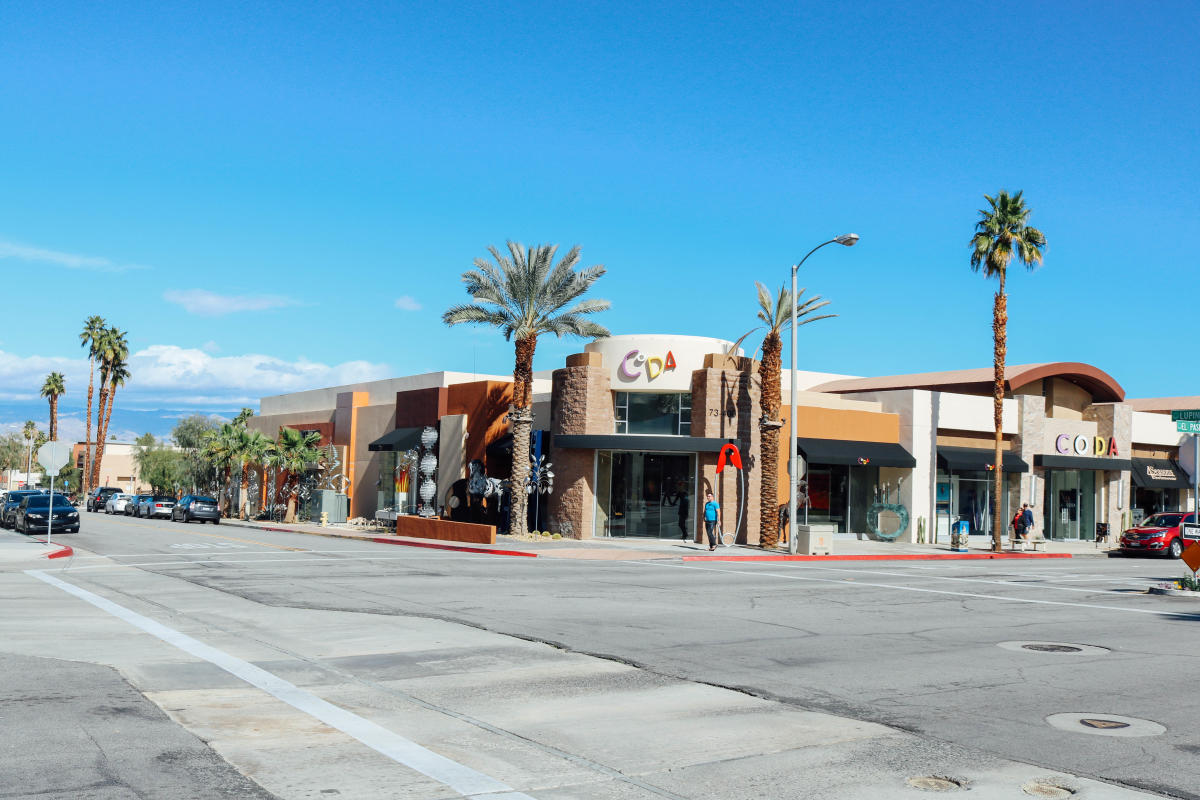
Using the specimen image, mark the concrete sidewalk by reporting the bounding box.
[0,530,72,563]
[211,517,1118,560]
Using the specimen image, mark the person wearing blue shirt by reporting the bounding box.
[703,491,720,551]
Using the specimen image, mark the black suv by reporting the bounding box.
[86,486,120,512]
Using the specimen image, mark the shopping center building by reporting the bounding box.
[251,333,1197,543]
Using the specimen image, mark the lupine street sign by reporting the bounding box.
[1171,410,1200,422]
[1177,420,1200,434]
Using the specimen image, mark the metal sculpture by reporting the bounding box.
[715,443,745,543]
[417,426,438,517]
[468,459,505,499]
[525,454,554,531]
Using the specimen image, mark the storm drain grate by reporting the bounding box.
[1022,643,1083,653]
[1022,781,1075,798]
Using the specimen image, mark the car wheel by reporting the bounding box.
[1169,538,1184,559]
[212,518,219,525]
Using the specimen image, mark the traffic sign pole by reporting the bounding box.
[36,441,72,552]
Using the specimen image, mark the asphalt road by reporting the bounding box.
[3,511,1198,799]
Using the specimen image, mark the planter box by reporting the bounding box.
[794,524,835,555]
[395,515,496,545]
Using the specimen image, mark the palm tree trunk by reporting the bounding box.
[92,382,118,488]
[992,270,1007,553]
[90,383,110,488]
[284,473,298,523]
[83,359,94,498]
[759,332,782,548]
[508,335,537,536]
[240,464,250,519]
[49,396,58,441]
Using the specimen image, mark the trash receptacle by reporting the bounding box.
[951,519,970,552]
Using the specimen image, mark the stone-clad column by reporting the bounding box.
[691,354,761,545]
[548,352,613,539]
[1013,394,1046,513]
[1084,402,1133,534]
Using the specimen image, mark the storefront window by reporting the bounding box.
[376,450,419,516]
[597,450,696,537]
[614,392,691,436]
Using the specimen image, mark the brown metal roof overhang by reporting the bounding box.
[797,438,916,468]
[1130,458,1191,488]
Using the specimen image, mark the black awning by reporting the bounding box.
[554,434,733,453]
[367,427,423,452]
[1034,454,1132,472]
[797,438,916,468]
[938,446,1029,473]
[1131,458,1191,488]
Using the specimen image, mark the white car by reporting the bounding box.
[105,493,134,514]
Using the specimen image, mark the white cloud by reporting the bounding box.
[163,289,299,316]
[394,295,422,311]
[0,346,393,408]
[0,239,147,272]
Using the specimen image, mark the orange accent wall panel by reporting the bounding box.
[790,407,900,443]
[447,380,514,462]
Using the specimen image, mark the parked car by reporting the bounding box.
[139,495,176,519]
[171,495,220,524]
[1,490,42,529]
[104,493,134,514]
[1119,512,1197,558]
[14,493,80,534]
[86,486,121,512]
[127,494,153,516]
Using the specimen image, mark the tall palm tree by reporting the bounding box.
[970,190,1047,552]
[274,427,322,523]
[91,328,129,488]
[752,282,833,549]
[40,372,66,441]
[237,429,272,519]
[78,315,107,497]
[443,241,610,537]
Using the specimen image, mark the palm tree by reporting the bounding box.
[752,282,833,549]
[21,420,37,483]
[40,372,66,441]
[273,427,322,523]
[202,423,239,516]
[78,316,107,497]
[237,429,272,519]
[443,241,610,537]
[970,190,1047,552]
[91,328,129,489]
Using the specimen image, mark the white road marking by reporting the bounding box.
[25,569,537,800]
[170,542,248,549]
[630,561,1200,619]
[50,554,522,572]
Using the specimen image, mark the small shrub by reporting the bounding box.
[1178,572,1200,592]
[551,533,562,540]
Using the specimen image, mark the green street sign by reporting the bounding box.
[1177,420,1200,434]
[1171,410,1200,422]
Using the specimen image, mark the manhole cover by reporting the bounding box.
[1023,644,1083,653]
[998,641,1109,656]
[1046,713,1165,737]
[1022,781,1075,798]
[1080,718,1130,729]
[906,776,965,791]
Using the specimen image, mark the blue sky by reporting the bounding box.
[1,1,1197,439]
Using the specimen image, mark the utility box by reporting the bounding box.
[951,519,970,552]
[793,524,835,555]
[307,490,349,524]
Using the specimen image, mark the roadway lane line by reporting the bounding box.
[703,561,1160,597]
[629,561,1200,619]
[81,515,310,551]
[50,554,525,572]
[24,569,537,800]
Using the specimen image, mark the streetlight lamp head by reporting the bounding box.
[834,233,860,246]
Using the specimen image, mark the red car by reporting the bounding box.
[1119,512,1198,558]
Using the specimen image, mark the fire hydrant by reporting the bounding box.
[320,512,328,527]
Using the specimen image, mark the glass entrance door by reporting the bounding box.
[599,451,696,538]
[1046,470,1096,540]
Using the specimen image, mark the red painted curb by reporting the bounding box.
[368,537,537,558]
[684,552,1073,562]
[28,537,74,559]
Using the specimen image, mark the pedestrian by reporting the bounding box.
[1011,507,1024,542]
[1020,503,1035,541]
[703,490,720,551]
[676,485,690,540]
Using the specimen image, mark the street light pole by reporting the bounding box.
[788,233,859,554]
